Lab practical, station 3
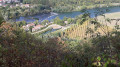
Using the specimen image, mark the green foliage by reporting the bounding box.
[67,18,73,24]
[1,4,51,20]
[29,26,33,32]
[0,12,4,25]
[0,22,79,66]
[15,21,27,27]
[1,3,120,66]
[53,17,66,26]
[97,56,101,61]
[34,20,39,26]
[41,20,49,25]
[49,0,120,12]
[2,0,120,20]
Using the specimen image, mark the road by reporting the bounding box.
[31,24,63,34]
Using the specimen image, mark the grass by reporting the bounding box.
[97,12,120,27]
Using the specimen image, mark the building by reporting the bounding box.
[22,23,44,32]
[22,23,35,31]
[10,5,14,8]
[13,0,20,3]
[24,4,30,7]
[3,5,7,7]
[21,4,30,8]
[64,21,68,24]
[26,23,35,28]
[3,0,11,3]
[3,0,20,3]
[32,25,44,32]
[0,0,20,6]
[22,25,29,31]
[16,4,19,6]
[0,0,3,6]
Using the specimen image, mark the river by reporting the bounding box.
[13,6,120,23]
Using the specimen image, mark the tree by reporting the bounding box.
[0,11,5,25]
[29,26,34,32]
[41,20,49,25]
[76,19,81,25]
[67,18,73,24]
[63,17,68,21]
[22,21,27,25]
[53,17,65,26]
[34,20,39,26]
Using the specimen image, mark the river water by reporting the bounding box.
[13,6,120,23]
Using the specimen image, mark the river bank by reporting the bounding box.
[11,6,120,23]
[4,3,119,20]
[1,4,51,21]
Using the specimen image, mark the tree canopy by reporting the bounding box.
[0,11,4,25]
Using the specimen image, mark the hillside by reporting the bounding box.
[64,20,113,39]
[2,22,120,67]
[25,0,120,12]
[1,21,120,67]
[0,6,120,67]
[1,0,120,20]
[0,22,78,67]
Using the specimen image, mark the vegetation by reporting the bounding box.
[33,27,53,36]
[41,20,49,25]
[0,4,51,20]
[0,1,120,67]
[1,0,120,20]
[29,0,120,12]
[0,20,120,66]
[63,20,113,39]
[0,12,4,25]
[53,17,66,26]
[0,22,68,66]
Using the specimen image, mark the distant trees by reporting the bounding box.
[2,0,120,20]
[21,0,120,13]
[67,18,73,24]
[0,7,120,67]
[41,20,49,25]
[15,21,27,27]
[49,0,120,12]
[34,20,39,26]
[53,17,65,26]
[0,4,51,20]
